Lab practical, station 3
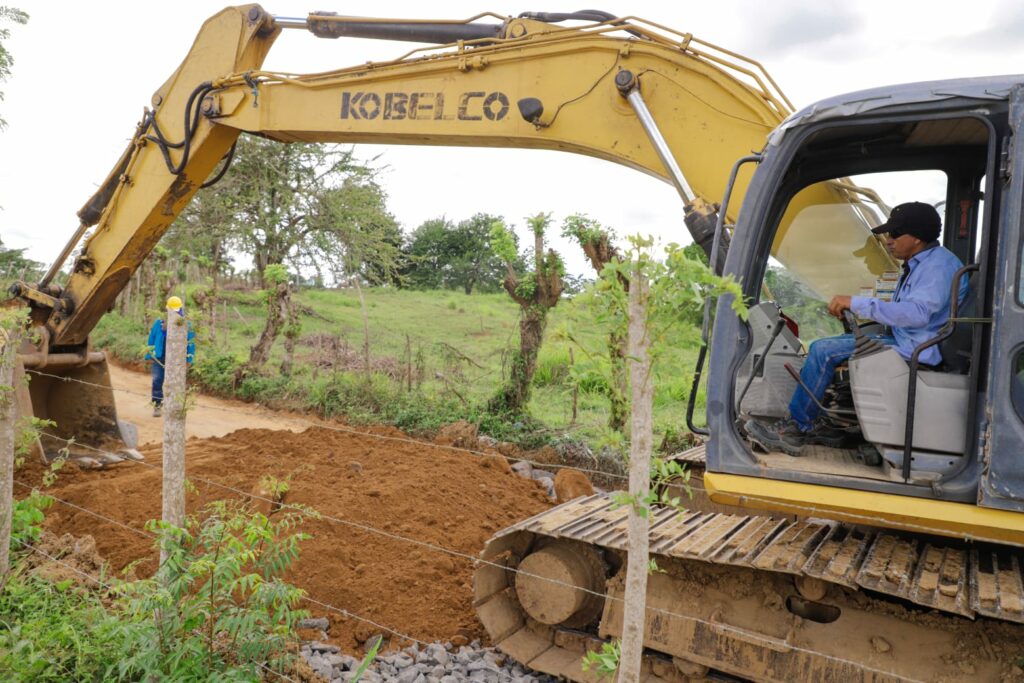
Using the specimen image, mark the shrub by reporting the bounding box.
[109,500,312,681]
[0,570,115,682]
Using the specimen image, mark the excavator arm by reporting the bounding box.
[25,4,801,348]
[9,5,891,464]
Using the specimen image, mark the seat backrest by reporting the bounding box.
[939,272,977,374]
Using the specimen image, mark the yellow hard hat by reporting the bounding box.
[166,295,184,310]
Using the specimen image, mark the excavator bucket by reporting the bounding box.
[17,341,142,467]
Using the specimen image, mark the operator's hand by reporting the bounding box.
[828,295,852,319]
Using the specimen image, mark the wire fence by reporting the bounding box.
[12,418,927,683]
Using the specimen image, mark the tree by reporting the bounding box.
[0,235,40,281]
[403,213,513,294]
[190,135,401,288]
[562,214,629,431]
[0,6,27,130]
[488,214,564,414]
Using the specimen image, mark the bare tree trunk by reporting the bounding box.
[0,329,19,576]
[608,329,629,431]
[244,283,289,372]
[161,310,188,566]
[619,268,653,682]
[280,289,300,376]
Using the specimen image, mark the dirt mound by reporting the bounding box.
[18,425,553,651]
[24,530,109,587]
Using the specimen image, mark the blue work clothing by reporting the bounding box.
[788,242,966,432]
[146,316,195,405]
[151,361,165,406]
[145,317,195,363]
[788,333,895,431]
[850,243,967,366]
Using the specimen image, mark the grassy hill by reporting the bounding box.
[94,285,705,448]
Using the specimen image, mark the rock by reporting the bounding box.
[478,435,499,448]
[870,636,891,654]
[396,668,421,683]
[531,469,555,482]
[510,460,533,478]
[450,634,469,647]
[298,617,330,631]
[324,653,346,669]
[553,469,594,502]
[423,643,449,667]
[363,634,385,654]
[310,641,341,654]
[315,661,334,680]
[348,461,363,474]
[393,654,415,669]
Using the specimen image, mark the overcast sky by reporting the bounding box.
[1,0,1022,277]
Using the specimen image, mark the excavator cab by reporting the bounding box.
[704,77,1024,537]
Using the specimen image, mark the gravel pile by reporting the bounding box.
[300,638,557,682]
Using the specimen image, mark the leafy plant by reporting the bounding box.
[0,569,115,682]
[109,500,313,681]
[581,639,620,677]
[9,490,52,550]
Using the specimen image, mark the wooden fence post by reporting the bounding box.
[160,305,188,565]
[620,266,653,682]
[0,328,21,575]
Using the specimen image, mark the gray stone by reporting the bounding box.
[316,661,334,680]
[324,653,346,669]
[298,617,330,631]
[531,469,554,482]
[510,460,533,478]
[363,634,384,654]
[421,643,449,667]
[396,668,421,683]
[469,670,498,683]
[466,660,489,672]
[310,641,341,654]
[393,653,415,669]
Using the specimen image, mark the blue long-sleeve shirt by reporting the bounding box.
[146,317,195,364]
[850,243,967,366]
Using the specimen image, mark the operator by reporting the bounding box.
[145,295,196,417]
[745,201,967,456]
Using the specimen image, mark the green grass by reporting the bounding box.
[94,284,707,446]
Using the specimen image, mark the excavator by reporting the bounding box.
[6,5,1024,681]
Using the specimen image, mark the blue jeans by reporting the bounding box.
[151,361,165,406]
[788,333,895,431]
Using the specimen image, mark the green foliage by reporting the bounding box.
[561,213,613,246]
[0,5,28,131]
[489,220,519,264]
[110,500,311,681]
[263,263,290,287]
[9,491,52,550]
[403,214,515,293]
[581,639,620,678]
[0,569,116,682]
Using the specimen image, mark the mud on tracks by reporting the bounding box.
[18,425,554,650]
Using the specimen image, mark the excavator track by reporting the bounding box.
[474,449,1024,682]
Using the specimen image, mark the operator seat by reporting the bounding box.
[847,272,975,457]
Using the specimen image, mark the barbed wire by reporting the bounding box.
[6,472,513,682]
[26,370,1024,549]
[25,368,637,484]
[27,431,928,682]
[12,479,156,540]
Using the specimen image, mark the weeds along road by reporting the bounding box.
[108,363,315,445]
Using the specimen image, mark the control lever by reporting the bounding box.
[783,363,859,423]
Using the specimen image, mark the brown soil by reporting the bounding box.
[17,424,554,652]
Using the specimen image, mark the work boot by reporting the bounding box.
[744,418,808,457]
[805,418,859,449]
[152,403,162,418]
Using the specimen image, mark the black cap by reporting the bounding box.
[871,202,941,242]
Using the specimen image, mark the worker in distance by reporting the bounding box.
[745,201,968,456]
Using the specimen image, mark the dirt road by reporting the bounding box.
[109,363,314,445]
